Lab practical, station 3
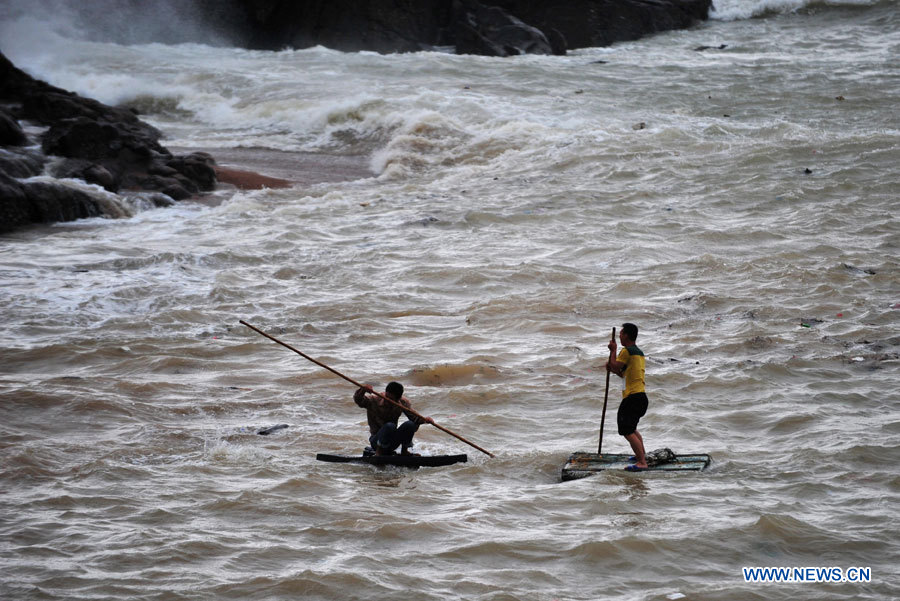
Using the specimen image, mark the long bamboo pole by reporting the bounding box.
[598,327,616,455]
[240,320,495,458]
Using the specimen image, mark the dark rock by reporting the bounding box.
[242,0,454,53]
[121,174,193,200]
[51,159,118,191]
[24,90,137,126]
[0,147,45,179]
[0,108,27,146]
[545,27,568,56]
[146,193,176,208]
[453,1,555,57]
[0,171,103,233]
[41,116,165,163]
[233,0,711,56]
[0,171,32,232]
[453,21,508,57]
[1,51,219,232]
[148,164,180,178]
[23,180,104,223]
[0,51,47,101]
[486,0,712,50]
[161,183,194,201]
[167,152,218,192]
[7,1,710,56]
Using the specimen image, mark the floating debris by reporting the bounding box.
[258,424,289,436]
[842,263,876,275]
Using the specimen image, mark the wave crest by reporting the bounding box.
[711,0,882,21]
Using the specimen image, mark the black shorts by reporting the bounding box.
[617,392,648,436]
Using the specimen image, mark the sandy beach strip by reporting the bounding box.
[171,146,375,190]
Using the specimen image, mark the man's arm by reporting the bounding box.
[606,341,626,377]
[354,386,375,408]
[606,359,626,377]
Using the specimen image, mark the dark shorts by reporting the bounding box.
[617,392,648,436]
[369,420,419,452]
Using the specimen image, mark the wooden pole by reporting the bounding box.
[598,327,616,455]
[240,320,495,458]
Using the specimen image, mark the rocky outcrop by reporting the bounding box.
[234,0,712,56]
[0,170,103,229]
[486,0,712,50]
[0,108,28,147]
[239,0,453,53]
[15,0,710,56]
[0,52,217,234]
[452,1,560,57]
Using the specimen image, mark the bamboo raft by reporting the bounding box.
[561,452,711,481]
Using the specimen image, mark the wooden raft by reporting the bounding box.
[316,453,468,468]
[561,452,711,481]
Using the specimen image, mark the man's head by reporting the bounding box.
[385,381,404,400]
[620,323,638,345]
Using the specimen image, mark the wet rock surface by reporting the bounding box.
[0,52,217,234]
[234,0,712,56]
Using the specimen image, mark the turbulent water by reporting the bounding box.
[1,1,899,599]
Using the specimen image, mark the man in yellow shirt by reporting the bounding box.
[606,323,649,470]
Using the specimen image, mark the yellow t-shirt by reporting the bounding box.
[617,345,645,398]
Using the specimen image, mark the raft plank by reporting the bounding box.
[316,453,468,468]
[561,452,711,481]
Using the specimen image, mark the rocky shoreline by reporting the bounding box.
[0,52,218,234]
[34,0,712,58]
[235,0,712,57]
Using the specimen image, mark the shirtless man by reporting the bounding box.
[354,382,434,455]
